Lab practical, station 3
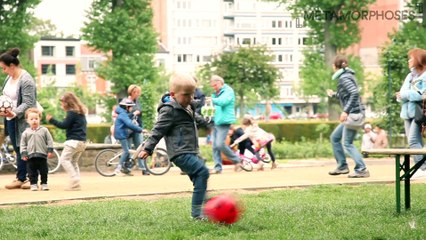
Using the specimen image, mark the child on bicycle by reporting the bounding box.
[139,73,210,220]
[114,98,143,176]
[230,115,277,170]
[46,92,87,191]
[20,108,54,191]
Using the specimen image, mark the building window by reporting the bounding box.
[66,46,75,56]
[41,46,54,56]
[88,60,98,70]
[278,38,282,45]
[242,38,251,45]
[278,55,283,62]
[277,21,282,28]
[272,38,276,45]
[272,21,276,28]
[66,64,76,75]
[41,64,56,75]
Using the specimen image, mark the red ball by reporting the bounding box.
[204,194,242,224]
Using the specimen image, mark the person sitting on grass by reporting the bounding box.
[230,115,277,171]
[139,72,210,220]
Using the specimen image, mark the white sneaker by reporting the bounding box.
[41,184,49,191]
[30,184,38,191]
[412,169,426,180]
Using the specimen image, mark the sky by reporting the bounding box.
[34,0,93,37]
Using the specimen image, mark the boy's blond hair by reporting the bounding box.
[25,107,41,119]
[169,73,196,92]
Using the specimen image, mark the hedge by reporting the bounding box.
[258,121,340,142]
[45,123,111,143]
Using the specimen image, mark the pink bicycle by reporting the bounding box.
[238,139,273,172]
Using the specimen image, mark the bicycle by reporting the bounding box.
[95,138,171,177]
[0,136,61,174]
[237,140,272,172]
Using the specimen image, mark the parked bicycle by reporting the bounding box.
[238,141,272,172]
[0,136,61,173]
[95,138,171,177]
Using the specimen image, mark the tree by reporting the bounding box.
[30,17,63,38]
[198,45,280,117]
[81,0,159,129]
[0,0,41,85]
[271,0,373,119]
[278,0,375,65]
[375,20,426,142]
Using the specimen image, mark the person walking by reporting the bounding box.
[46,92,87,190]
[396,48,426,179]
[20,108,54,191]
[209,75,241,174]
[326,55,370,178]
[0,48,37,190]
[139,73,210,220]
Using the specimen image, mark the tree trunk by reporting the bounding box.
[324,16,339,121]
[423,0,426,29]
[239,88,244,119]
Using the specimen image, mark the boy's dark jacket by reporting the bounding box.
[143,100,208,160]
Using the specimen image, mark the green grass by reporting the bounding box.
[0,184,425,239]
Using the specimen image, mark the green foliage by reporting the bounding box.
[30,17,62,38]
[38,79,101,142]
[376,21,426,139]
[258,121,340,142]
[280,0,375,50]
[0,0,41,85]
[82,0,159,128]
[1,185,425,239]
[198,45,280,116]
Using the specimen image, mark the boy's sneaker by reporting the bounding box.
[348,170,370,178]
[30,184,38,191]
[191,215,208,221]
[328,167,350,175]
[41,184,49,191]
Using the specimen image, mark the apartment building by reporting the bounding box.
[152,0,317,117]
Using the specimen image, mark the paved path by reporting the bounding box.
[0,158,424,206]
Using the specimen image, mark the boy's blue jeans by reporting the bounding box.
[330,123,367,173]
[404,119,426,170]
[173,153,210,218]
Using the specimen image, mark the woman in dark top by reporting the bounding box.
[46,92,87,190]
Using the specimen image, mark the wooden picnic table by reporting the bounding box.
[364,148,426,213]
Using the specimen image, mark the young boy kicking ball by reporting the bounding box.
[139,73,210,220]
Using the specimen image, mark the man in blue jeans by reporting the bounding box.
[209,75,241,174]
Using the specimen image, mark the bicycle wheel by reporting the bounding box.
[240,158,253,172]
[95,149,121,177]
[145,148,171,175]
[261,153,272,163]
[48,149,61,174]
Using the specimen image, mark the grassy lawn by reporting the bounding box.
[0,184,425,239]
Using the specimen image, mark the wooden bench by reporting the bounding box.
[364,149,426,213]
